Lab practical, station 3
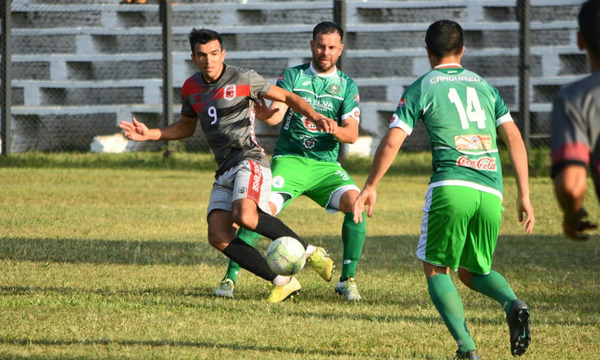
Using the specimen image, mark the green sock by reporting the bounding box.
[340,212,366,281]
[428,274,476,353]
[471,270,518,314]
[224,228,261,283]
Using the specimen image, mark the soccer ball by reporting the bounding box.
[266,236,307,276]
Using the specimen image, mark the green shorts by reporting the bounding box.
[416,184,503,274]
[269,155,359,213]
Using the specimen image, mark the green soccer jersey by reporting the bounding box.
[273,63,360,162]
[392,65,513,196]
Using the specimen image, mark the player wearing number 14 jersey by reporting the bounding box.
[352,20,535,358]
[395,67,507,196]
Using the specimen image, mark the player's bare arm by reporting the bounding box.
[332,117,359,144]
[253,98,287,126]
[554,165,598,240]
[264,85,337,134]
[120,115,197,142]
[498,121,535,234]
[353,127,408,223]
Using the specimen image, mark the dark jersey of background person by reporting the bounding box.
[181,64,272,177]
[550,70,600,200]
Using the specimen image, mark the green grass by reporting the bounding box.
[0,152,598,359]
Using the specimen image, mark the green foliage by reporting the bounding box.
[0,154,598,359]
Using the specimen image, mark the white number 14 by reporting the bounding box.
[447,87,486,129]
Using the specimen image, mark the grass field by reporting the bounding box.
[0,152,598,359]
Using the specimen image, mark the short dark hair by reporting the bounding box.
[188,28,222,53]
[313,21,343,41]
[578,0,600,57]
[425,20,464,58]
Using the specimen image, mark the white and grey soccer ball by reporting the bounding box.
[266,236,307,276]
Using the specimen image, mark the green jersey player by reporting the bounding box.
[215,22,366,301]
[353,20,535,359]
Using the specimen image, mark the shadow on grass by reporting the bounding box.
[0,235,598,272]
[0,237,221,266]
[0,337,353,358]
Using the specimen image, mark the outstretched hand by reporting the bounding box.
[253,98,280,121]
[119,118,150,142]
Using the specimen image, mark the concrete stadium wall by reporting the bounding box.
[3,0,587,153]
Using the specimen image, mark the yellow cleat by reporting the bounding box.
[268,277,301,303]
[307,247,335,282]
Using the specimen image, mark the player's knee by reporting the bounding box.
[458,268,475,290]
[231,210,257,230]
[207,231,229,251]
[206,223,232,251]
[339,191,360,213]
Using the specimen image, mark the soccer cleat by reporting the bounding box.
[268,277,301,303]
[335,277,362,301]
[306,247,335,282]
[507,299,531,357]
[214,278,235,298]
[452,349,480,360]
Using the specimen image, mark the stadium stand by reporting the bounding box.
[4,0,587,153]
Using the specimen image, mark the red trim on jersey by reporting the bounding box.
[212,84,251,100]
[191,102,205,115]
[182,78,207,116]
[246,160,263,204]
[248,108,266,157]
[551,142,590,165]
[182,77,205,98]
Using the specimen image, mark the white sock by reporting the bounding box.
[305,244,316,257]
[272,275,291,286]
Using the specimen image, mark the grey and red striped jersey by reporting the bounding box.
[181,64,272,177]
[551,70,600,200]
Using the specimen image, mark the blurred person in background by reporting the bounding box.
[551,0,600,240]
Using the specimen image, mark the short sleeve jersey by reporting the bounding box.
[181,65,272,177]
[550,70,600,200]
[391,66,513,196]
[273,63,360,162]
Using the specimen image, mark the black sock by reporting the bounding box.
[223,238,277,282]
[253,212,307,248]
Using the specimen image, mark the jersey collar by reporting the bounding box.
[434,63,462,69]
[308,62,338,78]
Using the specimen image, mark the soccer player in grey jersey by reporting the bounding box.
[215,21,365,301]
[119,28,337,303]
[551,0,600,241]
[353,20,535,359]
